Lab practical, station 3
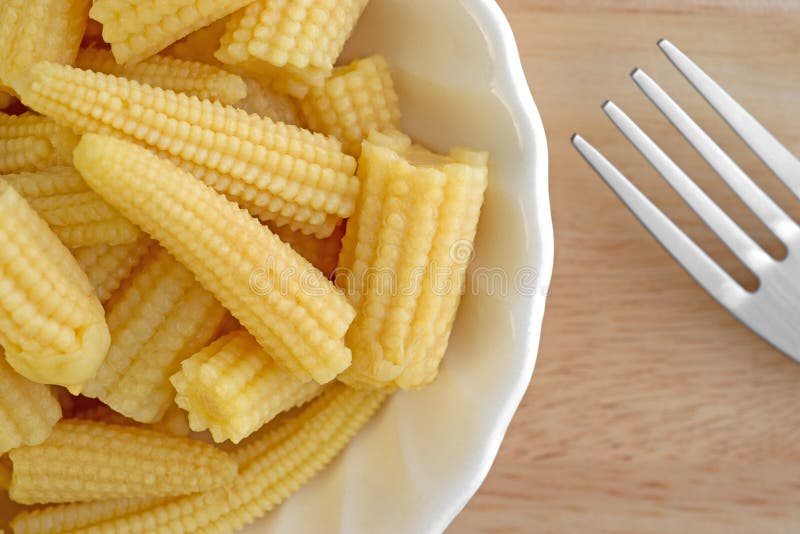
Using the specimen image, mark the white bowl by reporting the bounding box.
[245,1,553,532]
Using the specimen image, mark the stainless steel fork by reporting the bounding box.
[572,39,800,361]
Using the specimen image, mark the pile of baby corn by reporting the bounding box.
[0,0,488,532]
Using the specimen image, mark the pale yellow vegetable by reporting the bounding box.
[172,329,323,443]
[0,180,109,391]
[216,0,370,98]
[0,114,78,173]
[72,236,154,303]
[73,402,191,438]
[21,62,359,237]
[11,384,386,533]
[8,419,238,504]
[0,357,61,454]
[336,130,488,389]
[0,0,89,94]
[238,78,304,126]
[89,0,254,64]
[73,134,355,384]
[301,55,401,156]
[82,246,229,423]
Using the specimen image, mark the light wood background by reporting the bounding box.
[451,1,800,532]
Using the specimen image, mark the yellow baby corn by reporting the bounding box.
[0,357,61,454]
[72,236,154,303]
[74,402,191,437]
[8,419,238,504]
[268,221,344,278]
[73,134,355,384]
[301,55,401,156]
[336,131,488,389]
[172,329,323,443]
[0,181,109,390]
[75,48,247,104]
[0,114,78,173]
[22,62,359,237]
[82,246,229,423]
[11,384,386,533]
[0,0,89,94]
[163,17,230,65]
[216,0,370,98]
[3,166,143,248]
[238,78,304,126]
[89,0,254,65]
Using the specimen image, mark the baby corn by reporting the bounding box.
[73,134,355,384]
[89,0,254,64]
[0,0,89,94]
[268,221,344,278]
[11,385,386,533]
[0,181,109,391]
[216,0,370,98]
[72,236,154,303]
[22,62,359,237]
[3,166,143,248]
[172,329,323,443]
[8,419,238,504]
[82,246,229,423]
[336,131,488,389]
[75,48,247,104]
[301,55,401,157]
[0,114,78,173]
[0,356,62,454]
[74,402,191,438]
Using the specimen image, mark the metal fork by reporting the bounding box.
[572,39,800,362]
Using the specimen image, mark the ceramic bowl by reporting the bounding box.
[246,0,553,532]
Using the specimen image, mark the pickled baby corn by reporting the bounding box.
[172,329,323,443]
[22,62,359,237]
[74,402,191,437]
[0,114,78,173]
[75,48,247,104]
[11,385,386,533]
[301,55,401,156]
[0,181,110,390]
[82,246,229,423]
[8,419,238,504]
[2,166,142,248]
[268,220,344,278]
[72,236,154,303]
[336,131,488,389]
[0,0,89,94]
[0,357,61,454]
[216,0,370,98]
[73,134,355,384]
[89,0,254,64]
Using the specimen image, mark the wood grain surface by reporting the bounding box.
[450,2,800,533]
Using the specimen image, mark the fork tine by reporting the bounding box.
[659,39,800,198]
[630,68,800,246]
[572,134,747,308]
[603,101,773,273]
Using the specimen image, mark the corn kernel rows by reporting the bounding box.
[71,236,154,303]
[0,114,78,173]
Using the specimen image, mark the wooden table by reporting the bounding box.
[450,2,800,532]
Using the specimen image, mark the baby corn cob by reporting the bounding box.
[268,221,344,278]
[0,357,62,454]
[74,134,355,384]
[75,48,247,104]
[336,131,488,389]
[8,419,238,504]
[0,181,110,390]
[89,0,254,65]
[22,62,359,237]
[3,166,142,248]
[0,114,78,173]
[301,55,401,157]
[0,0,89,94]
[82,246,229,423]
[172,329,323,443]
[72,236,154,303]
[74,402,191,437]
[238,78,304,126]
[11,384,386,533]
[216,0,370,98]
